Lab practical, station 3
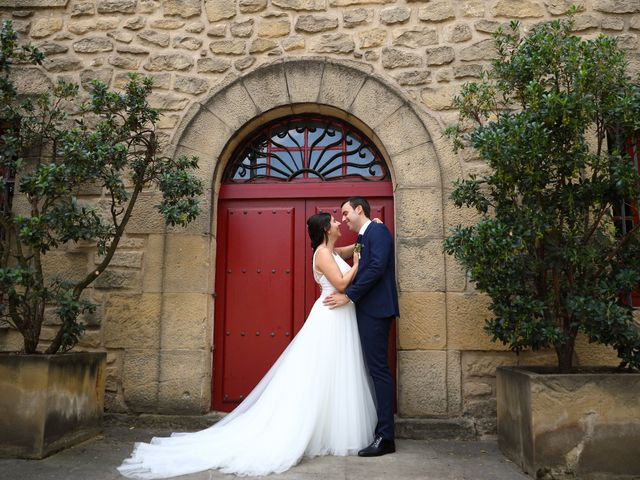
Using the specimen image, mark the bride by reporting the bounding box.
[118,212,377,479]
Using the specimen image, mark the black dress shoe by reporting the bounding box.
[358,436,396,457]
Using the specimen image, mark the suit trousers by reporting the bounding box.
[356,310,395,441]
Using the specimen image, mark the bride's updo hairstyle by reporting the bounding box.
[307,213,332,250]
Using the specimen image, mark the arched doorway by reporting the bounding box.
[212,114,396,411]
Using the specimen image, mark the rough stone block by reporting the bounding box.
[358,28,387,48]
[394,187,442,237]
[492,0,545,17]
[73,36,113,52]
[243,62,290,112]
[205,0,236,22]
[30,17,63,38]
[173,75,209,95]
[398,292,446,350]
[381,47,422,69]
[104,293,162,348]
[239,0,267,12]
[420,84,459,111]
[462,351,517,377]
[256,17,291,37]
[295,14,338,33]
[209,39,246,55]
[310,33,355,53]
[204,81,259,131]
[417,1,454,22]
[158,350,210,413]
[459,39,498,61]
[142,234,164,293]
[392,142,442,188]
[124,191,166,234]
[447,350,462,415]
[197,57,231,73]
[397,238,445,291]
[425,46,455,66]
[122,349,159,411]
[94,251,143,269]
[249,38,278,53]
[445,23,473,43]
[173,35,203,50]
[317,61,368,111]
[593,0,640,14]
[380,6,411,24]
[350,77,404,130]
[160,293,210,349]
[174,105,233,161]
[163,234,212,293]
[143,53,194,71]
[446,292,508,351]
[574,333,621,367]
[273,0,326,9]
[163,0,201,17]
[398,350,447,416]
[376,106,431,156]
[393,70,431,86]
[41,251,89,283]
[282,59,324,103]
[343,7,373,28]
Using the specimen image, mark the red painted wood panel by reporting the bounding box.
[213,184,395,412]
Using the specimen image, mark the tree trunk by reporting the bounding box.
[556,336,576,373]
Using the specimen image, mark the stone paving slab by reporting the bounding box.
[0,425,529,480]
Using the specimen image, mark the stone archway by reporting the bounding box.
[163,57,451,417]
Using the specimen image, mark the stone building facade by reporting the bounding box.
[0,0,636,433]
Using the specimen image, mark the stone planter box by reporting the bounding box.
[497,366,640,479]
[0,352,106,459]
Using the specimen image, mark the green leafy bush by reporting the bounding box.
[444,17,640,372]
[0,21,203,354]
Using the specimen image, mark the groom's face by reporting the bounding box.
[341,203,361,233]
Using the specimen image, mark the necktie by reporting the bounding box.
[357,234,363,244]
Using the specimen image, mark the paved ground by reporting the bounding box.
[0,424,529,480]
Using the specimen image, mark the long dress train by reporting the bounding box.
[117,252,376,479]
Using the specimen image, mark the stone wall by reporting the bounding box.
[0,0,636,430]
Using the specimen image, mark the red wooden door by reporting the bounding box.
[213,184,395,412]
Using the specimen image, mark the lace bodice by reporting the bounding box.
[312,249,350,297]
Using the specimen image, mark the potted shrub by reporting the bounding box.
[444,15,640,479]
[0,21,203,458]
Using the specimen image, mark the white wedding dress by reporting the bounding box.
[118,252,377,479]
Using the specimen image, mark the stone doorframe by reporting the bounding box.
[159,57,465,417]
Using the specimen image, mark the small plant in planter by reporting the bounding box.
[444,15,640,478]
[0,20,203,355]
[444,16,640,374]
[0,20,203,458]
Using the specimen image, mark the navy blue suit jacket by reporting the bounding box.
[345,222,399,319]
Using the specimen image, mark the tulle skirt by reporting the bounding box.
[117,298,377,479]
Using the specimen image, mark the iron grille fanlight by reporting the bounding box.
[223,116,389,183]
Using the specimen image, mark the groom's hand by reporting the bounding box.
[323,293,350,309]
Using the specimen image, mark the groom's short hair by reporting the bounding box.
[342,197,370,218]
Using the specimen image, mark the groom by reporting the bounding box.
[324,196,399,457]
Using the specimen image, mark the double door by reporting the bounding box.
[212,185,394,411]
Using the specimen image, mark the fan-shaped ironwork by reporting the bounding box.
[224,116,389,183]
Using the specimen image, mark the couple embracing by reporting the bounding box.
[118,197,399,479]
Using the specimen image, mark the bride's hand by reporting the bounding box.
[372,217,383,224]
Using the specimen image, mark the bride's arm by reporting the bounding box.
[314,248,359,293]
[334,243,355,260]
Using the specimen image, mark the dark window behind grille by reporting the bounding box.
[613,137,640,307]
[223,116,389,184]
